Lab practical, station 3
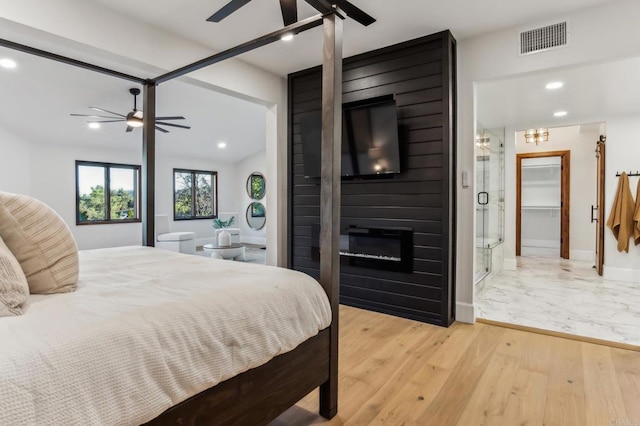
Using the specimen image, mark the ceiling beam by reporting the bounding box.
[153,14,324,84]
[0,38,146,84]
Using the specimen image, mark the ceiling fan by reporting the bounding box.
[207,0,375,27]
[71,88,191,133]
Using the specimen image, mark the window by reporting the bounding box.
[173,169,217,220]
[76,161,141,225]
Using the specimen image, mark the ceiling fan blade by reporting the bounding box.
[87,120,126,123]
[126,126,134,133]
[155,126,170,133]
[279,0,298,25]
[89,107,126,118]
[304,0,333,13]
[207,0,252,22]
[156,122,191,129]
[333,0,375,26]
[71,114,121,119]
[156,116,185,120]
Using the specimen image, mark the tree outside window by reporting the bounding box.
[174,169,217,220]
[76,161,140,225]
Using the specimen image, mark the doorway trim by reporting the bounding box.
[516,150,571,259]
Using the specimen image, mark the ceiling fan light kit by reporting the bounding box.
[126,112,143,128]
[71,87,190,133]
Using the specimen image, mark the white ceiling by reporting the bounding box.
[476,55,640,131]
[0,45,267,163]
[0,0,624,162]
[86,0,619,76]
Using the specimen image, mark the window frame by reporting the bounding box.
[173,168,218,221]
[75,160,142,226]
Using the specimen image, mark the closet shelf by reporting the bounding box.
[521,205,561,210]
[522,180,560,186]
[522,164,561,169]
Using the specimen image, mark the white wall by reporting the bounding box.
[27,141,142,250]
[0,127,30,194]
[234,149,267,246]
[155,153,237,248]
[603,115,640,282]
[11,138,241,251]
[512,126,598,261]
[458,0,640,322]
[0,0,288,266]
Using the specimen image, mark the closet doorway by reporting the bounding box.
[516,150,571,259]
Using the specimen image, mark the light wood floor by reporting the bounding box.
[271,305,640,425]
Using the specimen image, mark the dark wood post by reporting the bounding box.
[319,11,342,420]
[142,82,156,246]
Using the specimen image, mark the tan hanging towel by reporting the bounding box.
[606,172,635,252]
[634,178,640,245]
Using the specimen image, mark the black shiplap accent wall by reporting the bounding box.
[288,31,456,327]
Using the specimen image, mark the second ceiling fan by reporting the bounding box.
[207,0,375,27]
[71,88,191,133]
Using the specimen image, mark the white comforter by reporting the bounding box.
[0,247,331,426]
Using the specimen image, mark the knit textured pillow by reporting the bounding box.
[0,236,29,316]
[0,192,79,294]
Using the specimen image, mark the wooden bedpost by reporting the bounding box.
[142,82,156,247]
[319,10,343,420]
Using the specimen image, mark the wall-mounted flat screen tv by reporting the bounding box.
[299,99,401,178]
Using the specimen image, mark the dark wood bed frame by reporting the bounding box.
[1,5,351,424]
[144,329,331,425]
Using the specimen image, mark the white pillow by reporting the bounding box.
[0,236,29,317]
[0,192,79,294]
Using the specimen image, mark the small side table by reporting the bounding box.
[203,243,246,260]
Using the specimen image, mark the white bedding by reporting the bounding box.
[0,247,331,425]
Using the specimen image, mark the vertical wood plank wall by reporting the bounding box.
[288,31,457,326]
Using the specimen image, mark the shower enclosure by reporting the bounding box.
[475,124,505,283]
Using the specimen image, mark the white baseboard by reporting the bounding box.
[241,237,267,246]
[603,266,640,284]
[570,250,594,262]
[503,258,517,271]
[455,302,475,324]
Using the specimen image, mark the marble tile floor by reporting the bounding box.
[476,255,640,347]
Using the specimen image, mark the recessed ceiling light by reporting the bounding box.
[88,122,101,129]
[0,58,17,69]
[218,142,227,149]
[281,33,294,42]
[545,81,564,90]
[554,111,568,117]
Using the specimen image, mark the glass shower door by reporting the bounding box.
[475,124,505,283]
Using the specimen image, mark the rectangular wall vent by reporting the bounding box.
[520,21,568,55]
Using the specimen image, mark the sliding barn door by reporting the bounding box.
[594,136,606,276]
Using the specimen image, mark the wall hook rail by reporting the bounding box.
[615,171,640,177]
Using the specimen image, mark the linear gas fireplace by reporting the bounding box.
[311,225,413,272]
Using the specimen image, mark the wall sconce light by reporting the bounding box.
[524,128,549,145]
[475,133,490,149]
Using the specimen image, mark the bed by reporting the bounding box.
[0,246,334,425]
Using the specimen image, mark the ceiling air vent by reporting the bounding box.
[519,21,568,55]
